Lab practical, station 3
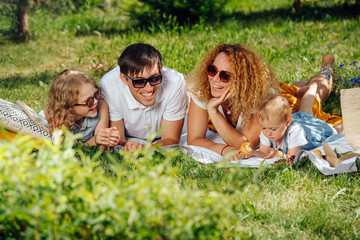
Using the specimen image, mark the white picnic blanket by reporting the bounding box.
[120,124,359,176]
[292,137,359,175]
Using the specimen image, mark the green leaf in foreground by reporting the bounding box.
[0,129,256,239]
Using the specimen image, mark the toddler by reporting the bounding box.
[246,94,337,159]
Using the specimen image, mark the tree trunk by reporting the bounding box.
[17,0,31,41]
[293,0,301,14]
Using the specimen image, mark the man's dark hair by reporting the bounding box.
[118,43,163,76]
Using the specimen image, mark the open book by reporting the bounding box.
[16,100,50,132]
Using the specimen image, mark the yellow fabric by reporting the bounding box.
[280,82,342,126]
[0,129,18,142]
[0,128,43,147]
[208,116,217,132]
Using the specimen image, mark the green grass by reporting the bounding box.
[1,1,359,111]
[1,0,360,239]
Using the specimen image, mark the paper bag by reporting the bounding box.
[322,142,360,167]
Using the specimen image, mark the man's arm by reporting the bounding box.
[110,119,145,151]
[155,118,184,147]
[159,69,187,147]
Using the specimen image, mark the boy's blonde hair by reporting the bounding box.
[258,94,291,123]
[45,69,99,131]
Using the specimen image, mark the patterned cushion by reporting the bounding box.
[0,98,52,141]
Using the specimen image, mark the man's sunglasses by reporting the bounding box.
[124,73,162,88]
[74,89,101,108]
[206,64,232,83]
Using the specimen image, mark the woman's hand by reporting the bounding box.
[243,151,255,159]
[206,88,232,113]
[222,145,242,162]
[243,150,265,159]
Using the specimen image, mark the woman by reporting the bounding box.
[280,54,343,133]
[187,44,342,160]
[187,44,280,159]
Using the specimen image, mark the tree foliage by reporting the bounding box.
[126,0,229,29]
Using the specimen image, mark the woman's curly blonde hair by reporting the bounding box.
[45,69,99,131]
[188,44,280,125]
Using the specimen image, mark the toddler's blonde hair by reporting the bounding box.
[258,94,291,123]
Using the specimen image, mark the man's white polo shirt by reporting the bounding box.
[99,66,187,141]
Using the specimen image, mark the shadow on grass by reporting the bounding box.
[225,3,360,24]
[0,71,57,89]
[322,90,342,116]
[0,3,359,43]
[120,3,359,36]
[127,2,360,34]
[0,30,27,45]
[1,3,359,41]
[118,3,360,34]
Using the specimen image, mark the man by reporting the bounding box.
[99,43,187,151]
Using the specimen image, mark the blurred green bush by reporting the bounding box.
[0,128,253,238]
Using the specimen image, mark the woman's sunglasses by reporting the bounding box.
[206,64,232,83]
[124,73,162,88]
[74,89,101,108]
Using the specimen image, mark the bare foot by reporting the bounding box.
[302,54,336,104]
[321,54,335,71]
[333,122,344,134]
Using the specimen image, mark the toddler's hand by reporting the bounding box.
[241,151,253,159]
[264,148,282,159]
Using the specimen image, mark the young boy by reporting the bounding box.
[246,94,338,159]
[248,95,307,159]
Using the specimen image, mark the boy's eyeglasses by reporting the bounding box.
[74,89,101,108]
[124,73,162,88]
[206,64,232,83]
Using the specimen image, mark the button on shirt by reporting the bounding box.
[100,66,187,141]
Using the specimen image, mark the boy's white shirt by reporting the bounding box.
[260,122,308,152]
